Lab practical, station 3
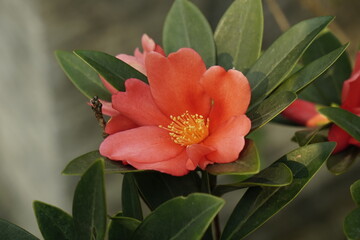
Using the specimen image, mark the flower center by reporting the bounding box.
[160,111,209,146]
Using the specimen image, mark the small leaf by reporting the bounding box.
[55,51,111,101]
[72,160,106,240]
[221,142,335,240]
[344,208,360,240]
[108,214,140,240]
[294,126,328,147]
[0,219,39,240]
[74,50,147,91]
[33,201,74,240]
[132,193,224,240]
[162,0,215,67]
[326,147,359,175]
[122,173,143,220]
[319,107,360,142]
[206,140,260,175]
[275,44,348,94]
[247,91,297,130]
[134,171,201,210]
[62,150,141,175]
[300,31,352,105]
[350,179,360,206]
[213,162,293,196]
[214,0,263,71]
[247,16,333,109]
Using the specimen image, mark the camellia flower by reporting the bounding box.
[98,34,165,134]
[99,48,251,176]
[282,52,360,153]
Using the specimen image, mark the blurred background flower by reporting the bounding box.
[0,0,359,239]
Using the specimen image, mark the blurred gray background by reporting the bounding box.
[0,0,359,239]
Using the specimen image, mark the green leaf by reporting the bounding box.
[72,160,106,240]
[206,140,260,175]
[33,201,74,240]
[0,219,39,240]
[132,193,224,240]
[162,0,215,67]
[294,126,328,147]
[55,51,111,101]
[74,50,147,91]
[351,179,360,206]
[134,171,201,211]
[275,44,348,94]
[108,214,140,240]
[326,147,360,175]
[221,142,335,240]
[122,173,143,220]
[213,162,293,196]
[299,31,352,105]
[319,107,360,142]
[247,16,333,109]
[344,208,360,240]
[247,91,297,130]
[214,0,263,71]
[62,150,141,175]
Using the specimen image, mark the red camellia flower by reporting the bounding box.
[99,48,251,176]
[282,52,360,154]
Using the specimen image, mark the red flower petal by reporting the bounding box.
[105,114,137,134]
[100,76,119,95]
[341,70,360,111]
[328,124,351,154]
[349,137,360,148]
[186,144,215,170]
[282,99,319,126]
[146,48,211,117]
[100,126,184,163]
[200,66,250,131]
[128,150,189,176]
[99,100,119,117]
[203,115,251,164]
[112,78,170,126]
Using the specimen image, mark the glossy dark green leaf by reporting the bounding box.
[72,160,106,240]
[214,0,263,71]
[247,91,297,130]
[74,50,147,91]
[162,0,215,67]
[122,173,143,220]
[108,214,140,240]
[55,51,111,101]
[299,31,352,105]
[326,147,359,175]
[221,142,335,240]
[351,179,360,206]
[132,193,224,240]
[275,44,348,94]
[62,150,141,175]
[206,140,260,175]
[344,208,360,240]
[320,107,360,142]
[0,219,39,240]
[247,16,333,109]
[134,171,201,210]
[294,126,328,147]
[213,162,293,196]
[33,201,74,240]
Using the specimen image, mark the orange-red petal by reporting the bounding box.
[105,114,138,134]
[200,66,250,131]
[100,126,184,163]
[112,78,170,126]
[282,99,320,126]
[328,124,351,154]
[186,144,215,170]
[128,150,189,176]
[99,100,119,117]
[203,115,251,164]
[146,48,210,117]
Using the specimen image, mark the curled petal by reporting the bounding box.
[100,75,119,95]
[282,99,321,126]
[203,115,251,165]
[328,124,351,154]
[349,137,360,148]
[105,114,138,134]
[116,54,146,75]
[146,48,211,117]
[100,126,184,163]
[112,78,170,126]
[99,100,119,117]
[200,66,250,131]
[186,144,215,170]
[128,150,189,176]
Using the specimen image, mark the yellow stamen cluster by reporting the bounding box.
[160,111,209,146]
